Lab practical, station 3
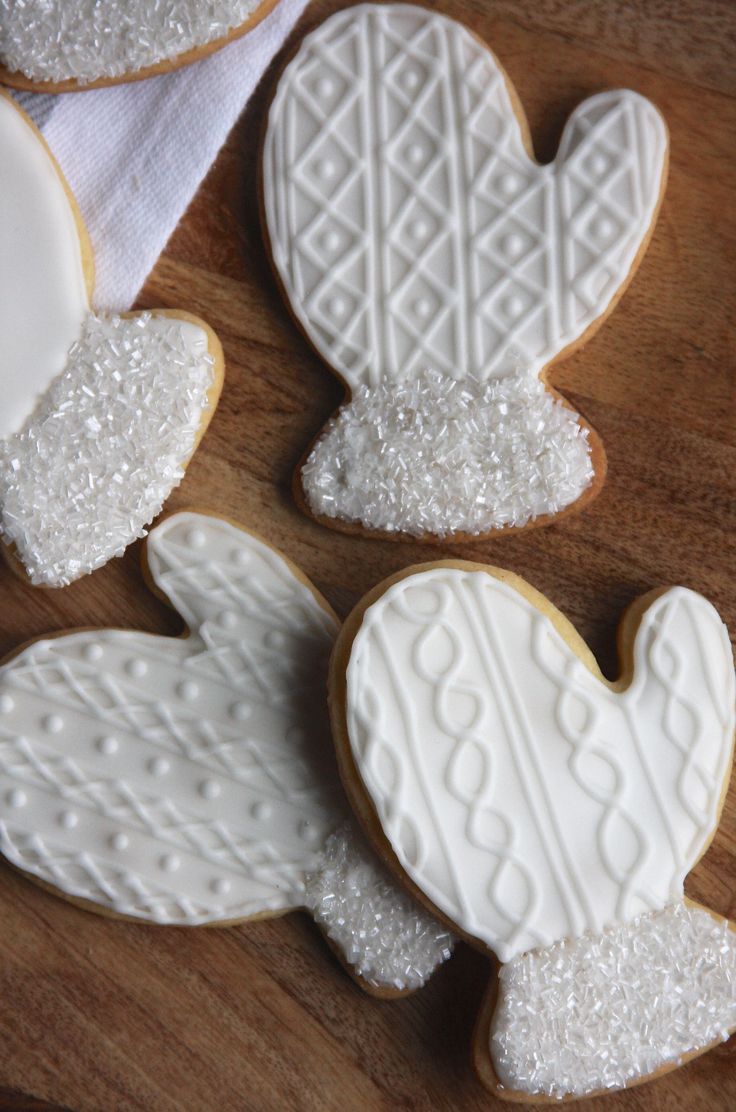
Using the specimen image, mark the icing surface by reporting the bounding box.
[301,368,593,535]
[0,93,88,439]
[491,901,736,1097]
[263,3,668,391]
[0,0,263,84]
[345,569,734,963]
[0,313,214,587]
[0,512,452,990]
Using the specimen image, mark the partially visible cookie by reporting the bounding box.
[331,561,736,1097]
[262,3,668,542]
[0,0,280,91]
[0,93,224,586]
[0,510,452,996]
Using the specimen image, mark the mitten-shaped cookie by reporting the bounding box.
[0,94,224,587]
[263,3,668,541]
[332,564,736,1096]
[0,0,277,90]
[0,511,451,994]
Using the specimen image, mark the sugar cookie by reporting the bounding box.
[0,511,452,995]
[331,562,735,1095]
[0,0,279,91]
[262,3,668,541]
[0,94,224,586]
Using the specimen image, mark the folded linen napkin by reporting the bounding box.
[13,0,309,310]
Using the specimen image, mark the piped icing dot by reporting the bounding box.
[59,810,78,829]
[499,173,519,196]
[6,788,26,809]
[199,779,221,800]
[160,854,180,873]
[126,658,148,678]
[595,217,614,239]
[97,735,119,755]
[230,547,250,565]
[504,295,524,318]
[43,714,64,734]
[177,680,199,701]
[83,643,103,663]
[317,158,336,181]
[264,630,286,650]
[403,68,420,90]
[211,877,231,896]
[407,143,424,164]
[591,152,609,175]
[316,76,334,98]
[322,230,341,252]
[0,694,14,714]
[186,528,207,549]
[230,701,251,722]
[329,296,346,318]
[148,756,170,777]
[218,610,238,630]
[251,800,272,821]
[410,219,429,241]
[110,832,129,851]
[414,298,432,319]
[503,233,525,258]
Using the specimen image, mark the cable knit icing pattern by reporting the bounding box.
[0,1,264,84]
[0,512,452,992]
[263,3,668,538]
[341,565,736,1093]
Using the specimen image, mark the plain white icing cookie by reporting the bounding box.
[0,512,452,992]
[341,565,735,1094]
[0,94,220,587]
[263,3,668,538]
[0,0,265,85]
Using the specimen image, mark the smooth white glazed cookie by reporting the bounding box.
[0,512,452,993]
[263,3,668,540]
[0,94,223,586]
[0,0,271,87]
[336,564,735,1095]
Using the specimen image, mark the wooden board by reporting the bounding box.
[1,1,734,1108]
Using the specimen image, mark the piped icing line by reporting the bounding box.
[0,0,266,85]
[263,3,667,538]
[0,92,221,587]
[0,512,452,992]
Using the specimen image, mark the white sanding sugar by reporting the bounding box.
[0,312,214,587]
[305,821,454,992]
[301,369,594,538]
[0,0,262,83]
[491,902,736,1099]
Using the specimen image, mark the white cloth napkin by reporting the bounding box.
[15,0,309,311]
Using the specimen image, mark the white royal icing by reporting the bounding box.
[0,0,263,84]
[263,4,667,391]
[345,568,735,964]
[0,512,452,991]
[0,96,217,586]
[263,3,667,537]
[0,93,88,440]
[491,902,736,1097]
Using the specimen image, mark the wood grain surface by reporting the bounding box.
[1,1,734,1109]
